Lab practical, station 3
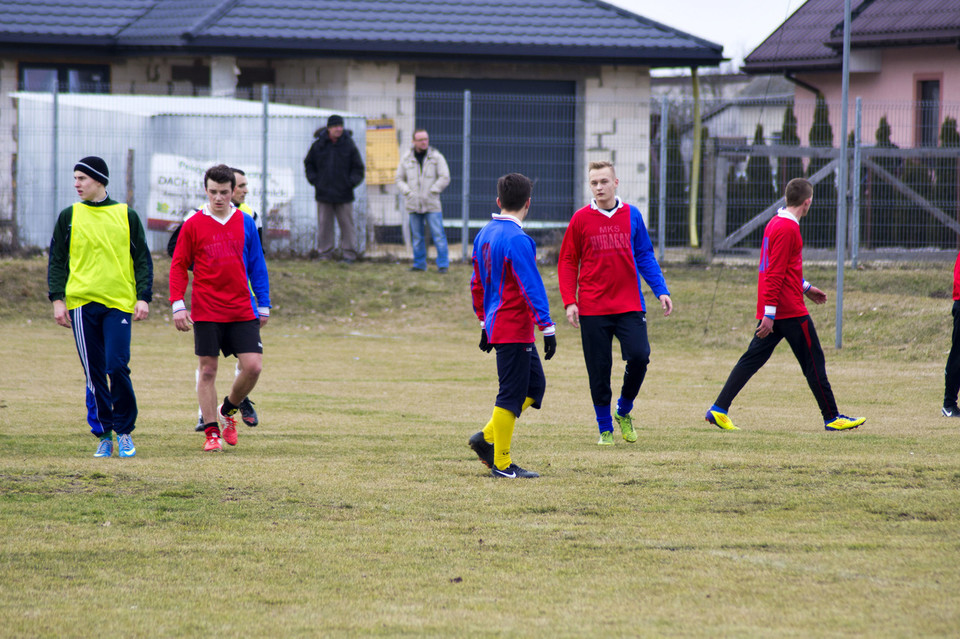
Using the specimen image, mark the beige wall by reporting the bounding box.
[0,59,17,227]
[584,65,652,222]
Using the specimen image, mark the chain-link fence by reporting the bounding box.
[4,83,960,261]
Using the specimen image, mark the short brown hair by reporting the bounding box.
[204,164,236,190]
[412,128,428,139]
[588,160,615,173]
[497,173,533,211]
[784,178,812,207]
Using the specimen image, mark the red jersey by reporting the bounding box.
[756,211,807,320]
[558,199,668,316]
[953,250,960,300]
[169,207,270,323]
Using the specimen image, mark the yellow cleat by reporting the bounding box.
[706,410,740,431]
[597,431,615,446]
[825,415,865,431]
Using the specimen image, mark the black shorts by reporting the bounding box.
[494,342,546,416]
[193,320,263,358]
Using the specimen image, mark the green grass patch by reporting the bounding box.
[0,257,958,636]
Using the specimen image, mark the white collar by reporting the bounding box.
[492,212,523,227]
[776,207,800,225]
[202,204,237,225]
[590,196,623,218]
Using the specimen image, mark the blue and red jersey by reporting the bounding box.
[471,214,555,344]
[558,199,669,316]
[756,211,807,320]
[169,206,270,323]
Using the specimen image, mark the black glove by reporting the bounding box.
[479,329,494,353]
[543,334,557,360]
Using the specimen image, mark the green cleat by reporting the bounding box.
[614,412,638,443]
[825,414,865,431]
[597,430,615,446]
[706,409,740,431]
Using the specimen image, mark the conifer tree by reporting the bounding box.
[935,117,960,248]
[778,105,804,192]
[807,94,837,247]
[743,123,776,247]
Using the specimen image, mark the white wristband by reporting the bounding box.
[172,300,186,313]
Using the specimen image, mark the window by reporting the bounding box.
[918,79,940,147]
[19,63,110,92]
[171,65,210,95]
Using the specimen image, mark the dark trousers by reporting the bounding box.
[944,300,960,407]
[69,302,137,436]
[715,314,837,421]
[579,312,650,407]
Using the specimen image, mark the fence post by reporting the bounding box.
[261,84,269,252]
[701,137,716,260]
[658,97,668,261]
[835,0,852,349]
[851,97,862,268]
[461,90,471,263]
[52,79,59,211]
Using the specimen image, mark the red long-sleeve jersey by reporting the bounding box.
[953,250,960,300]
[169,207,270,323]
[756,211,807,320]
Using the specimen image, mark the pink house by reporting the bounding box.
[743,0,960,149]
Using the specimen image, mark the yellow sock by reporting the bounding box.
[492,406,517,470]
[485,398,531,443]
[481,418,494,443]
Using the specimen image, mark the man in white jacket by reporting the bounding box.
[396,129,451,272]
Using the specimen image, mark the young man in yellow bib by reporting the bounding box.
[48,156,153,458]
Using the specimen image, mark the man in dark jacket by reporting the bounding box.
[303,114,365,262]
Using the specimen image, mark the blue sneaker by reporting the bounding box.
[117,434,136,458]
[94,436,113,458]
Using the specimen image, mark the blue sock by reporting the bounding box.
[709,404,726,414]
[594,405,613,433]
[616,398,634,417]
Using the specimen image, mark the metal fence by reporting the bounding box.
[4,83,960,262]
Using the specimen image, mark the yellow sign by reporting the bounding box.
[366,118,399,185]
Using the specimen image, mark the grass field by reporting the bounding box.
[1,255,958,637]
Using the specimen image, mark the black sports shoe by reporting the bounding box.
[491,463,539,479]
[468,431,494,469]
[195,412,205,432]
[943,405,960,417]
[239,398,259,427]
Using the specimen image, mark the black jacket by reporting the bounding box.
[303,127,365,203]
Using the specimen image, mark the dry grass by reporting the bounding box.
[0,257,958,637]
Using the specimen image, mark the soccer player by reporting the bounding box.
[558,161,672,446]
[169,164,271,453]
[705,178,866,432]
[468,173,557,479]
[48,156,153,458]
[168,167,262,431]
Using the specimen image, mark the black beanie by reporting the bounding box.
[326,114,344,128]
[74,156,109,186]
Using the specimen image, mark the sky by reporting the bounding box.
[605,0,803,70]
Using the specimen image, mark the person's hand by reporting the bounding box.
[479,329,493,353]
[173,309,192,332]
[805,286,827,304]
[52,299,71,328]
[133,300,149,321]
[543,334,557,360]
[659,294,673,317]
[755,315,774,339]
[259,315,270,328]
[565,304,580,329]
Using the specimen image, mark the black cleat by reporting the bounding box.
[943,405,960,417]
[239,398,259,427]
[194,413,205,432]
[491,463,539,479]
[468,431,494,469]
